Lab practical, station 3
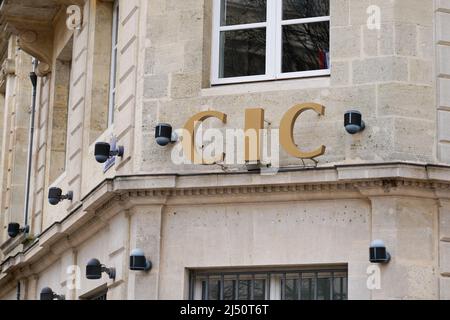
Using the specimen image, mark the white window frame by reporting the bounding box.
[211,0,331,85]
[108,0,119,127]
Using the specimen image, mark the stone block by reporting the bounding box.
[353,57,408,84]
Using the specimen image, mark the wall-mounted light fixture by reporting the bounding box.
[40,287,65,300]
[94,142,124,164]
[155,123,178,146]
[7,223,29,238]
[370,240,391,264]
[86,258,116,280]
[129,249,152,272]
[48,187,73,206]
[344,110,365,134]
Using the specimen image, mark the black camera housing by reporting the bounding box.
[40,287,65,300]
[129,249,152,271]
[7,223,29,238]
[86,258,116,280]
[344,110,365,134]
[369,240,391,263]
[94,142,124,163]
[48,187,73,206]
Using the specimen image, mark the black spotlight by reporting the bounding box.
[370,240,391,264]
[155,123,178,146]
[48,187,73,206]
[40,287,65,300]
[129,249,152,271]
[94,142,124,163]
[7,223,29,238]
[344,110,365,134]
[86,258,116,280]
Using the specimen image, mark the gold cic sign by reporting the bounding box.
[182,103,326,165]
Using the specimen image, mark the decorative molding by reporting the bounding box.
[117,179,450,200]
[0,58,15,92]
[17,27,54,69]
[2,163,450,291]
[35,62,51,77]
[1,58,15,76]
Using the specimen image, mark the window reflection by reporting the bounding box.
[282,22,330,73]
[220,28,266,78]
[221,0,267,26]
[283,0,330,20]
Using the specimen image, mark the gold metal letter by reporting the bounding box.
[244,108,264,162]
[279,103,326,159]
[182,111,227,165]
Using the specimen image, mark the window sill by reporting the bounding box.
[201,76,330,97]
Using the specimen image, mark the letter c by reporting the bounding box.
[182,111,227,164]
[279,103,326,159]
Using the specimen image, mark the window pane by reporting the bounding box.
[300,274,315,300]
[317,274,331,300]
[223,280,236,300]
[209,279,221,300]
[220,28,266,78]
[333,277,345,300]
[284,279,299,300]
[238,280,251,300]
[221,0,267,26]
[282,21,329,73]
[283,0,329,20]
[254,279,266,300]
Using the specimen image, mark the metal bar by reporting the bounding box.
[314,272,318,300]
[250,274,255,300]
[192,269,348,301]
[330,272,334,301]
[194,268,347,277]
[188,272,193,299]
[205,276,210,300]
[235,274,239,300]
[23,60,39,229]
[220,274,224,300]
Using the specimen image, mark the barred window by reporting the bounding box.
[211,0,330,85]
[190,266,347,300]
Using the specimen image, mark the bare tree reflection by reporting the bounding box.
[222,0,268,25]
[220,0,330,78]
[282,0,329,72]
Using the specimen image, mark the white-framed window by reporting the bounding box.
[211,0,330,85]
[108,0,119,126]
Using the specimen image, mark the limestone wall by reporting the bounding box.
[138,0,436,174]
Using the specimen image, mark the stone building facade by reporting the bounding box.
[0,0,449,300]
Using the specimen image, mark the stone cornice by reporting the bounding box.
[0,0,87,70]
[1,162,450,293]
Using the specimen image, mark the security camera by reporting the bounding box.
[86,258,116,280]
[40,287,65,300]
[7,223,29,238]
[155,123,178,146]
[94,142,124,163]
[48,187,73,206]
[130,249,152,271]
[344,110,365,134]
[370,240,391,264]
